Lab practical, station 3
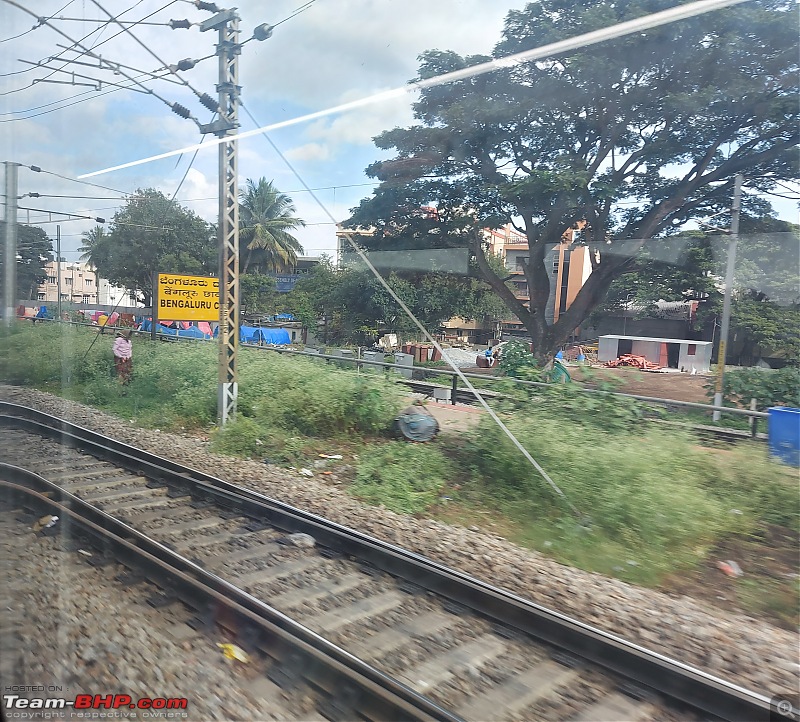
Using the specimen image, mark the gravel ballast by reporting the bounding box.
[2,384,798,698]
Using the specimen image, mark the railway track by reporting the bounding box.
[0,403,774,721]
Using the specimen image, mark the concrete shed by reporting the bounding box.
[598,335,712,372]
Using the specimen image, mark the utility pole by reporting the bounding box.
[3,161,19,328]
[712,173,743,421]
[200,9,241,426]
[56,225,62,321]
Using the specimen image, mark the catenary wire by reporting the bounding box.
[88,0,215,108]
[0,0,77,44]
[78,0,751,178]
[25,166,133,196]
[0,68,174,120]
[0,0,133,88]
[0,0,180,110]
[238,99,585,518]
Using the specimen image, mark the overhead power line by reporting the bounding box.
[79,0,750,179]
[0,0,76,44]
[88,0,219,114]
[0,0,198,124]
[0,69,174,121]
[0,0,134,87]
[24,165,133,195]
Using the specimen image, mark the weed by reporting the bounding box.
[351,442,449,514]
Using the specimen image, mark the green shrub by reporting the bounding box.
[457,413,755,562]
[497,340,544,380]
[210,416,271,458]
[237,352,403,436]
[351,442,449,514]
[706,366,800,410]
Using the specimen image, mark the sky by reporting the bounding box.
[0,0,519,261]
[1,0,797,265]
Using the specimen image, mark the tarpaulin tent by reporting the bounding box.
[252,327,290,345]
[139,319,211,339]
[176,325,209,339]
[220,325,291,345]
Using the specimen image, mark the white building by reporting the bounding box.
[97,278,141,307]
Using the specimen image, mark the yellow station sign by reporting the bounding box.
[157,273,220,322]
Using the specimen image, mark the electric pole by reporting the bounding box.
[712,173,743,421]
[3,161,19,328]
[56,225,62,321]
[200,9,241,426]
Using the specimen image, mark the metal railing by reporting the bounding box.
[10,316,770,425]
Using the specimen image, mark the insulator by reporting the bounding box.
[171,103,191,119]
[169,19,191,30]
[30,165,41,172]
[199,93,218,112]
[95,217,106,224]
[195,1,220,11]
[175,58,196,71]
[28,192,40,198]
[253,23,273,41]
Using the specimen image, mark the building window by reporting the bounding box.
[82,295,90,303]
[85,278,92,286]
[47,276,56,284]
[687,344,697,355]
[61,294,68,301]
[37,293,45,301]
[65,277,72,286]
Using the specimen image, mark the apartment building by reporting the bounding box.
[37,261,98,304]
[36,261,141,308]
[501,223,596,335]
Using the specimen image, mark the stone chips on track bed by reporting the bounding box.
[1,384,797,697]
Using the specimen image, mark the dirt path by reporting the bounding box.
[569,366,712,403]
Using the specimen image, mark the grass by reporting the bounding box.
[350,442,449,514]
[0,322,405,445]
[2,322,797,600]
[431,383,798,583]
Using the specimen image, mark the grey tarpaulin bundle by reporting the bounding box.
[395,402,439,442]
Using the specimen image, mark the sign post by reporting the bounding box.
[155,273,220,326]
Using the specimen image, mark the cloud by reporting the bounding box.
[285,142,331,162]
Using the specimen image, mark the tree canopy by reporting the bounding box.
[0,222,53,300]
[79,189,216,305]
[348,0,798,361]
[281,256,504,345]
[239,178,305,273]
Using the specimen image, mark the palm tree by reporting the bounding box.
[239,178,305,273]
[78,225,110,268]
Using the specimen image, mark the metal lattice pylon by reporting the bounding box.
[215,13,240,425]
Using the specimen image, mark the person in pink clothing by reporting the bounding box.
[112,331,133,384]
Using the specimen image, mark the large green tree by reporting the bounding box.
[79,189,216,305]
[348,0,798,363]
[283,256,504,345]
[0,222,53,300]
[239,178,305,273]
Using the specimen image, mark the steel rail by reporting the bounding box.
[0,402,774,722]
[0,470,458,722]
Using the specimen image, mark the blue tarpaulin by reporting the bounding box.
[238,325,290,345]
[139,320,211,339]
